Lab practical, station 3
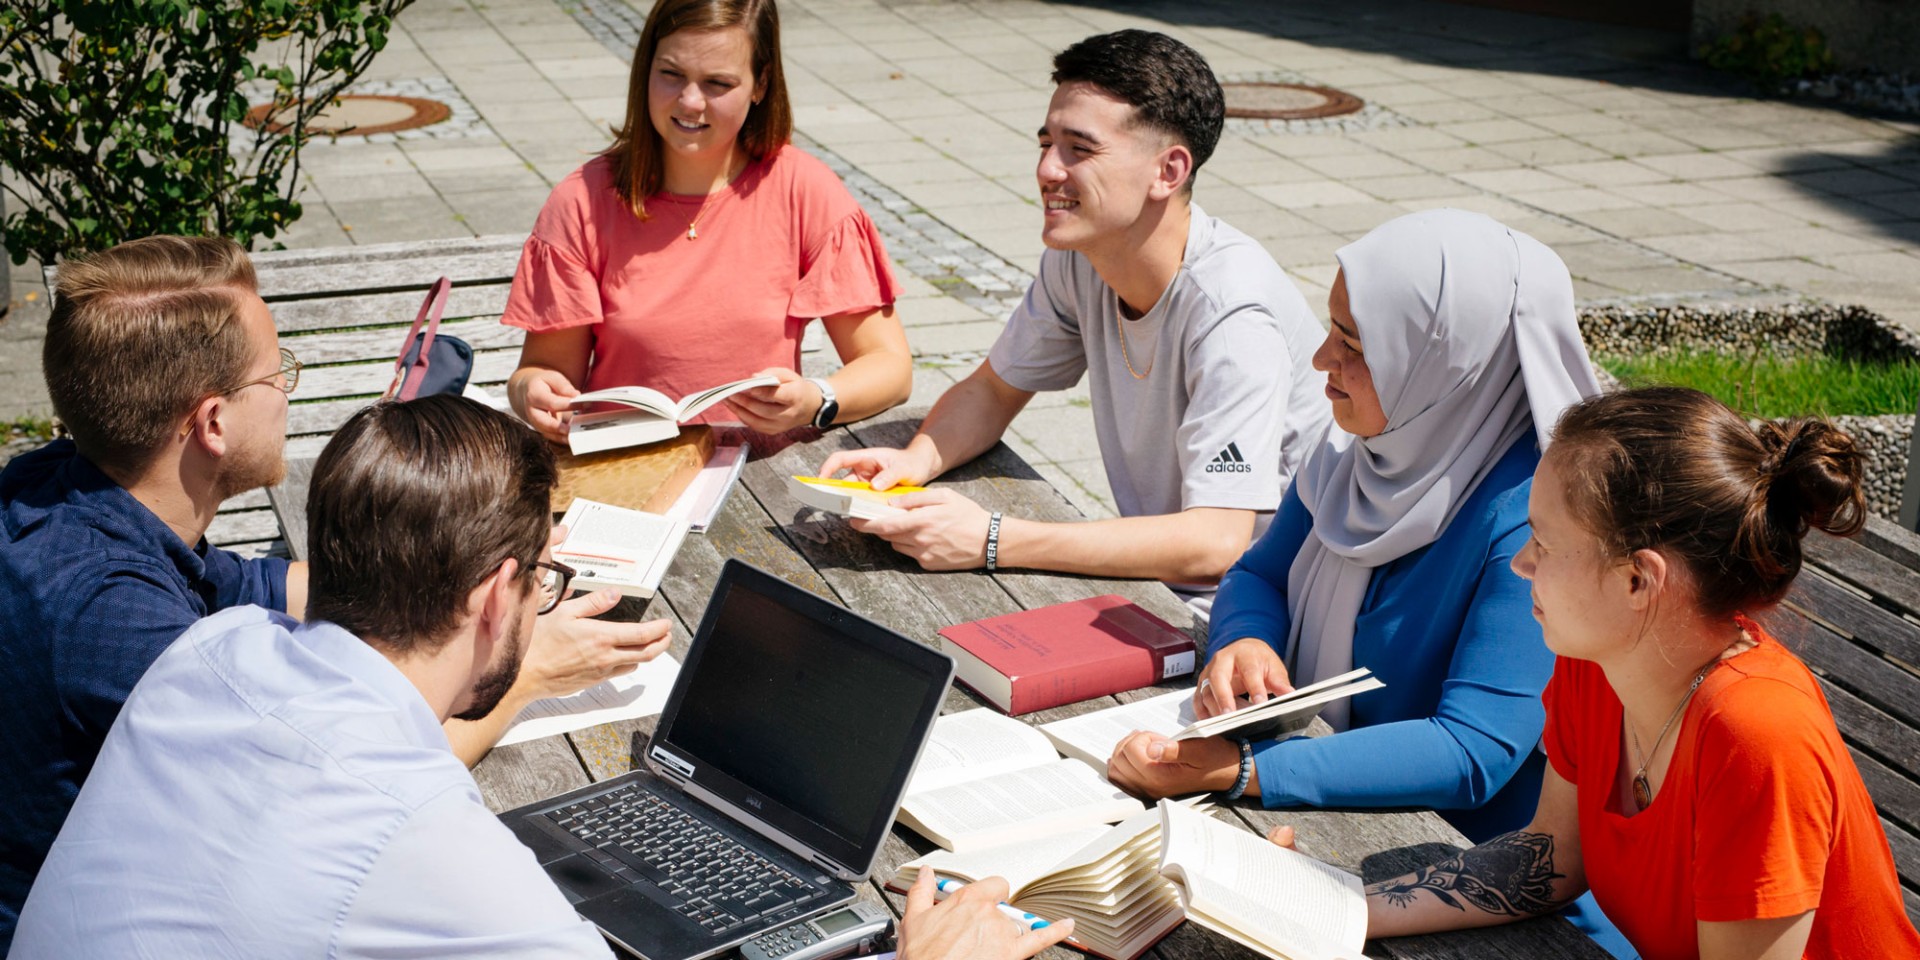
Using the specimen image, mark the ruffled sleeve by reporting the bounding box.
[788,209,898,321]
[501,163,609,332]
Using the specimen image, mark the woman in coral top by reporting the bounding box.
[1276,386,1920,959]
[504,0,910,440]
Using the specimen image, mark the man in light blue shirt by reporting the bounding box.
[13,397,1078,960]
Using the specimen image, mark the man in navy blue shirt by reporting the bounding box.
[0,236,671,948]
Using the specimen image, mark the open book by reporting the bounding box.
[553,499,690,599]
[567,376,777,454]
[786,475,924,520]
[1039,669,1382,768]
[888,806,1187,960]
[897,709,1143,853]
[1157,801,1367,960]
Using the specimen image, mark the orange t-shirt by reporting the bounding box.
[1541,617,1920,960]
[501,146,899,421]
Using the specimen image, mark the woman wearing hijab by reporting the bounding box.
[1107,208,1596,838]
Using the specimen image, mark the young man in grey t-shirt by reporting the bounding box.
[819,30,1328,595]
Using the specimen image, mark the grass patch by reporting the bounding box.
[5,415,55,441]
[1599,351,1920,418]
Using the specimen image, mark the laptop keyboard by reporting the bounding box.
[545,781,823,933]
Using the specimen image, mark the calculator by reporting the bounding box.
[738,901,893,960]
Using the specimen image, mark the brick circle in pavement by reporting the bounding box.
[244,95,452,136]
[1221,82,1365,121]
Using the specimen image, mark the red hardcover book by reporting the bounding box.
[936,595,1197,716]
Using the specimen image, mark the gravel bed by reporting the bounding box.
[1577,299,1917,522]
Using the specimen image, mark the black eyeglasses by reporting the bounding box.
[533,559,577,615]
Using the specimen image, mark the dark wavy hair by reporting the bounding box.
[1050,29,1225,191]
[1549,386,1865,619]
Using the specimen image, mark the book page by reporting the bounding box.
[1178,674,1383,742]
[894,826,1110,896]
[1157,802,1366,960]
[1039,689,1195,767]
[664,445,748,532]
[555,500,683,590]
[900,760,1144,852]
[497,654,681,747]
[907,709,1063,796]
[675,375,779,421]
[571,385,677,418]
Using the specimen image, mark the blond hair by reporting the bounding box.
[43,235,259,470]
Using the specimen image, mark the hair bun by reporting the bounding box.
[1759,418,1866,538]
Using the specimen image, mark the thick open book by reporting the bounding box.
[553,499,689,599]
[897,709,1143,853]
[786,475,924,520]
[888,805,1187,960]
[1157,801,1367,960]
[1039,669,1382,768]
[567,376,777,454]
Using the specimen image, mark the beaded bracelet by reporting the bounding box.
[985,512,1003,571]
[1224,737,1254,800]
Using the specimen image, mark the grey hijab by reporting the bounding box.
[1285,209,1600,730]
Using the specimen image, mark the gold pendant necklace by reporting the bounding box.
[1629,661,1716,808]
[675,152,745,241]
[1117,310,1156,379]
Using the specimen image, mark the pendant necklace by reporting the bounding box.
[677,151,745,241]
[1628,660,1717,809]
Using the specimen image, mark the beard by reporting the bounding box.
[452,611,528,722]
[213,432,287,501]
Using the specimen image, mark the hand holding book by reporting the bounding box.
[1193,636,1296,719]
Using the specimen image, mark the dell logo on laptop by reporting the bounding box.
[744,795,764,810]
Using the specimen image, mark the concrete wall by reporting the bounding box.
[1694,0,1920,75]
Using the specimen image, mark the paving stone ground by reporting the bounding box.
[9,0,1920,518]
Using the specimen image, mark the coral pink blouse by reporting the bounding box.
[502,146,899,419]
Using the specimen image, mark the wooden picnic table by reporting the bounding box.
[444,408,1607,960]
[225,235,1601,957]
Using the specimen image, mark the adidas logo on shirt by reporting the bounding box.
[1205,442,1254,474]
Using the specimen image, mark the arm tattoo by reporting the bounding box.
[1365,831,1570,917]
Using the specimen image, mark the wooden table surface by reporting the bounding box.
[347,407,1605,960]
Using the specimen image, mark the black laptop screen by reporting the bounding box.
[655,563,950,874]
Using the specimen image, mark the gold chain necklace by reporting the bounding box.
[1628,660,1717,808]
[675,152,746,241]
[1117,311,1157,379]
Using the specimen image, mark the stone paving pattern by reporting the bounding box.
[9,0,1920,520]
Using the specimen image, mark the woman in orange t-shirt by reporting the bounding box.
[1272,386,1920,959]
[503,0,910,441]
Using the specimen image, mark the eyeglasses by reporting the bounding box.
[533,559,577,615]
[222,347,301,396]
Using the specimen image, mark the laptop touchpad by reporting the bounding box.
[546,854,628,903]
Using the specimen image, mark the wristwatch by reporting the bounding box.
[807,377,839,429]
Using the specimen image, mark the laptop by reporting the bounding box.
[501,560,955,960]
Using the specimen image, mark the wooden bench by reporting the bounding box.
[1762,515,1920,924]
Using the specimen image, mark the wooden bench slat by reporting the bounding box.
[285,316,523,365]
[1763,605,1920,730]
[1806,530,1920,623]
[255,250,521,299]
[1851,745,1920,846]
[292,349,520,402]
[1882,816,1920,897]
[1857,516,1920,574]
[271,284,513,333]
[249,234,527,272]
[1817,677,1920,787]
[1786,571,1920,677]
[205,508,285,547]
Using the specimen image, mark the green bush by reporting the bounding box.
[1701,12,1835,87]
[0,0,415,266]
[1599,350,1920,419]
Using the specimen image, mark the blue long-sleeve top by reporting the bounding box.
[1207,438,1553,843]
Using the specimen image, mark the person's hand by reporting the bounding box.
[898,870,1075,960]
[510,368,580,444]
[723,367,822,434]
[1106,731,1249,799]
[522,588,673,700]
[852,488,992,570]
[1265,825,1297,850]
[1193,637,1293,719]
[817,444,936,493]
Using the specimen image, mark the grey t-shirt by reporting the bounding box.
[987,205,1330,548]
